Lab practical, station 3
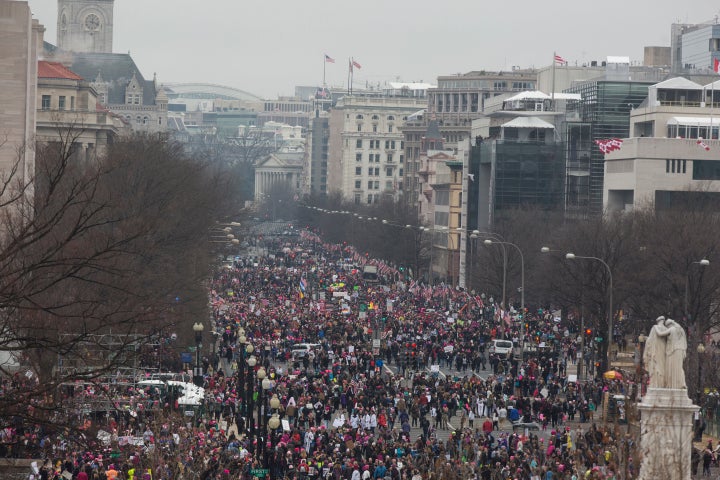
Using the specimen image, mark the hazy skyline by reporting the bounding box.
[29,0,720,99]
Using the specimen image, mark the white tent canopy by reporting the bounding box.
[501,117,556,129]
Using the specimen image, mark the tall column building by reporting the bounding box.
[0,0,43,203]
[57,0,114,53]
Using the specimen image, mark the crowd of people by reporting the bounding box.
[16,226,640,479]
[195,229,634,479]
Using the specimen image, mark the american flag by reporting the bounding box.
[594,138,623,155]
[697,138,711,151]
[554,54,567,65]
[325,54,335,63]
[352,60,362,69]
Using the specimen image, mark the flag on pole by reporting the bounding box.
[554,54,567,65]
[299,277,307,293]
[324,54,335,63]
[352,59,362,69]
[714,58,720,73]
[697,138,710,151]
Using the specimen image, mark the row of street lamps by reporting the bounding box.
[192,321,282,469]
[236,327,282,468]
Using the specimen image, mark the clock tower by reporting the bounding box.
[57,0,114,53]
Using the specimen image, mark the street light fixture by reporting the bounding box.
[485,239,524,349]
[192,322,204,387]
[684,259,710,322]
[697,342,706,404]
[566,253,614,372]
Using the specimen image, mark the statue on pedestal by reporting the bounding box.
[638,317,695,480]
[643,316,687,389]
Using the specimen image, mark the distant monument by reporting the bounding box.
[638,316,696,480]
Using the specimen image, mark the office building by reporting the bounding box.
[326,95,425,204]
[604,76,720,212]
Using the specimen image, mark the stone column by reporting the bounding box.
[637,388,698,480]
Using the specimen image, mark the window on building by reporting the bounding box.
[435,190,450,206]
[371,115,379,120]
[355,167,362,175]
[374,168,380,176]
[399,168,404,177]
[41,95,51,110]
[58,96,66,111]
[387,154,393,163]
[388,125,393,133]
[374,181,380,189]
[368,167,373,175]
[667,159,687,174]
[400,141,404,149]
[355,180,361,189]
[375,155,380,163]
[434,211,449,226]
[143,116,148,125]
[357,124,362,132]
[356,153,362,162]
[386,181,393,189]
[367,195,373,204]
[356,114,364,119]
[368,181,373,189]
[356,139,362,148]
[387,115,395,121]
[399,155,404,164]
[693,160,720,179]
[70,96,75,110]
[354,194,361,204]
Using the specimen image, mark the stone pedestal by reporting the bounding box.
[638,388,698,480]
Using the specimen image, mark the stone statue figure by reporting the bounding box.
[663,318,687,389]
[644,316,668,388]
[643,316,687,389]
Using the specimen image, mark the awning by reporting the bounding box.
[501,117,555,129]
[667,116,718,126]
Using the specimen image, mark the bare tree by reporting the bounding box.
[0,128,234,447]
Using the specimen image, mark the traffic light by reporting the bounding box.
[585,329,592,337]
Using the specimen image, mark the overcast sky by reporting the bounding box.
[29,0,720,99]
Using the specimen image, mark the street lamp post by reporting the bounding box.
[245,349,257,437]
[192,322,204,387]
[566,253,613,372]
[236,329,247,431]
[255,366,267,460]
[267,405,281,470]
[260,375,273,465]
[697,342,706,405]
[485,240,524,349]
[695,342,706,442]
[684,259,710,322]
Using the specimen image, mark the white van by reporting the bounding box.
[291,343,320,360]
[488,339,514,356]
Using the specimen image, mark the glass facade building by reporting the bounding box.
[471,139,565,229]
[565,81,653,215]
